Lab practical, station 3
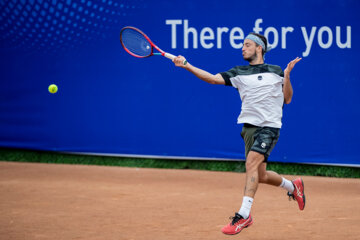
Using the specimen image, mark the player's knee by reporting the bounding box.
[245,158,259,172]
[258,172,268,183]
[245,160,252,172]
[246,152,264,172]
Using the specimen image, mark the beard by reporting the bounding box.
[244,51,258,62]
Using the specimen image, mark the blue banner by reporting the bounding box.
[0,0,359,166]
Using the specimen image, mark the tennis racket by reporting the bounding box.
[120,26,187,65]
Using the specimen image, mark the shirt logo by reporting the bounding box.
[261,142,266,148]
[258,75,263,80]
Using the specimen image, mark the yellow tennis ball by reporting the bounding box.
[48,84,58,94]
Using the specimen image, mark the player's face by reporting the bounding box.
[242,39,258,62]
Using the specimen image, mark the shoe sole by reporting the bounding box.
[301,178,306,210]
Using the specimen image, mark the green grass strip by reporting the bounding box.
[0,148,359,178]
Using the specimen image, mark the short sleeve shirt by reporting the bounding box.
[220,64,284,128]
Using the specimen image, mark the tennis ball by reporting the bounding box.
[48,84,58,94]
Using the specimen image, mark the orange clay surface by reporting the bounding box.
[0,161,359,240]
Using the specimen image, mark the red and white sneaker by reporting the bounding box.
[221,213,253,235]
[287,178,306,210]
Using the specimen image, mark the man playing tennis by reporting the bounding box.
[173,32,304,235]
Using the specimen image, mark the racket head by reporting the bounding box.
[120,27,154,58]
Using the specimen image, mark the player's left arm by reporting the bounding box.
[283,57,302,104]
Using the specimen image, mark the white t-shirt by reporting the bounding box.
[220,64,284,128]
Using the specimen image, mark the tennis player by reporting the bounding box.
[173,32,305,235]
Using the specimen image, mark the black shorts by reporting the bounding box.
[241,123,280,162]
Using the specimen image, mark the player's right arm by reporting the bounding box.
[173,55,225,85]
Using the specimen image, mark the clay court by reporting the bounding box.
[0,161,359,240]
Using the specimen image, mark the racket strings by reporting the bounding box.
[121,29,152,57]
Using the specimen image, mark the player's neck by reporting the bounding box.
[249,58,264,65]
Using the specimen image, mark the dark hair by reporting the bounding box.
[249,32,267,58]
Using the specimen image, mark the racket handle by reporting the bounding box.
[164,53,188,65]
[164,52,176,60]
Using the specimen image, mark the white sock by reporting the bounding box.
[280,177,294,193]
[238,196,253,219]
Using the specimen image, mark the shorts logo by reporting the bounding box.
[261,142,266,148]
[258,75,263,80]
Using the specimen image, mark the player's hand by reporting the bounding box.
[284,57,302,78]
[173,55,188,68]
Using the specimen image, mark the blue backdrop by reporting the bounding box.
[1,0,359,167]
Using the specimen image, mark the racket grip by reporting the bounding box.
[164,53,188,65]
[164,52,176,60]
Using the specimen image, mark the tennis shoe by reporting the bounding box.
[221,213,253,235]
[287,178,306,210]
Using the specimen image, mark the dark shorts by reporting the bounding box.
[241,123,280,162]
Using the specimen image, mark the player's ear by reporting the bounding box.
[256,45,263,55]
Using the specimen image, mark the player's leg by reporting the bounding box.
[239,125,265,217]
[258,162,282,186]
[221,150,262,235]
[222,125,261,235]
[254,128,296,191]
[231,127,282,221]
[238,151,266,218]
[244,151,265,198]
